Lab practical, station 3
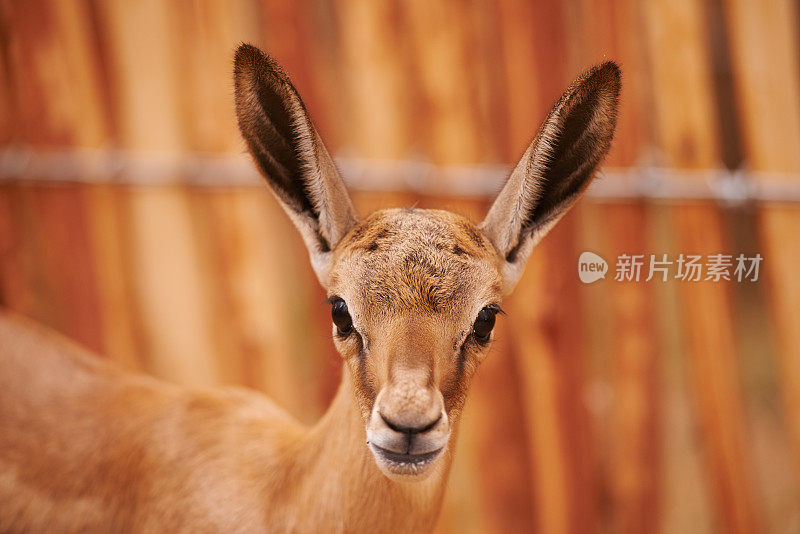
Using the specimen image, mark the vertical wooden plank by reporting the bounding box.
[65,0,143,370]
[403,0,483,165]
[193,188,325,422]
[723,0,800,523]
[174,0,258,155]
[334,0,413,159]
[0,185,38,317]
[41,0,111,355]
[506,225,583,534]
[2,1,95,146]
[26,186,105,354]
[83,183,142,371]
[1,0,110,353]
[574,2,664,532]
[0,0,142,369]
[491,0,540,163]
[96,0,219,386]
[0,1,30,315]
[644,0,764,532]
[171,0,260,392]
[0,1,14,147]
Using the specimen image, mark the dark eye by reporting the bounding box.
[330,298,353,337]
[473,306,499,343]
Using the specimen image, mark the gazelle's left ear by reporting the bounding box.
[480,62,621,293]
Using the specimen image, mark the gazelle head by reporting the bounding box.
[234,44,620,481]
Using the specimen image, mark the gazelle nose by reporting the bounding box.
[380,412,442,435]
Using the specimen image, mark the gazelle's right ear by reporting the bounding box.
[234,44,358,284]
[480,62,621,293]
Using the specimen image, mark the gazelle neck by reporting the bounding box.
[293,371,453,532]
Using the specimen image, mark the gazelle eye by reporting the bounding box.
[330,298,353,337]
[473,305,500,343]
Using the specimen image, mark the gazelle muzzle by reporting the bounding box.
[366,383,451,479]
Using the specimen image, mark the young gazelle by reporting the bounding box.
[0,44,619,532]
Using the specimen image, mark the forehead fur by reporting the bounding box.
[330,208,502,315]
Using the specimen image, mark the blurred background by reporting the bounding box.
[1,0,799,532]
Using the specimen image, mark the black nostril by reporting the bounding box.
[380,413,442,435]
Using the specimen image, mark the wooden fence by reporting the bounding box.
[1,0,799,532]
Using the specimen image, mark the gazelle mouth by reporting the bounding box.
[368,443,444,474]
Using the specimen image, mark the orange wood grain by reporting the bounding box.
[603,204,661,534]
[2,1,110,354]
[96,0,220,386]
[507,218,594,534]
[0,1,798,531]
[332,0,415,158]
[0,185,37,316]
[644,1,764,532]
[724,0,800,514]
[574,2,664,531]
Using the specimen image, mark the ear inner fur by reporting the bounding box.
[234,44,358,272]
[480,61,621,288]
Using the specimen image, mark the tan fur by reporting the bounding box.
[0,45,620,532]
[329,208,502,425]
[0,313,445,532]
